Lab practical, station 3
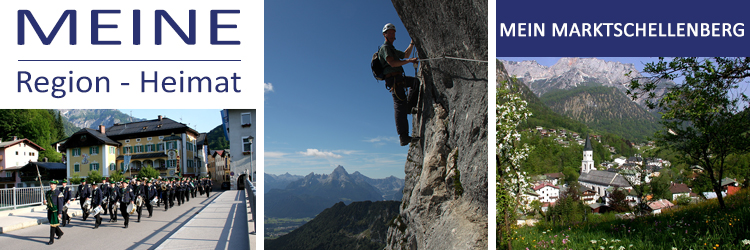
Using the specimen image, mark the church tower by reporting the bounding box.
[581,135,595,174]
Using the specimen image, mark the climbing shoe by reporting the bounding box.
[400,136,420,146]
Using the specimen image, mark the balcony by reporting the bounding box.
[0,177,14,182]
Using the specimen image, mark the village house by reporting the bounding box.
[669,183,691,201]
[543,172,564,186]
[0,137,45,188]
[533,182,560,203]
[579,185,598,205]
[647,199,675,214]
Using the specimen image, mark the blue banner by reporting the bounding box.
[497,0,750,56]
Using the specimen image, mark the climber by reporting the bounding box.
[378,23,420,146]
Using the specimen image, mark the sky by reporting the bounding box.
[119,109,224,134]
[263,1,414,179]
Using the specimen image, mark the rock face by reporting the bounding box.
[57,109,144,129]
[499,58,672,108]
[385,0,488,249]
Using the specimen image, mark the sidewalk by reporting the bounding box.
[156,190,253,250]
[0,201,84,234]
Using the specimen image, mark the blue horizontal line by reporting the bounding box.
[18,59,241,62]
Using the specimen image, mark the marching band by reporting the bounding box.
[46,176,214,242]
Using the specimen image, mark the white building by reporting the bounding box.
[533,183,560,203]
[221,109,256,190]
[0,137,45,188]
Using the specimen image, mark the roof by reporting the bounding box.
[703,191,728,199]
[545,172,564,179]
[648,199,674,210]
[116,152,168,160]
[533,183,559,191]
[26,162,67,170]
[720,178,737,187]
[579,185,595,194]
[196,133,207,146]
[0,139,46,151]
[60,128,120,150]
[106,117,198,138]
[669,183,690,194]
[578,170,631,187]
[589,203,606,209]
[583,136,593,151]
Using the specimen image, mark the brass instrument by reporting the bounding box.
[161,183,167,191]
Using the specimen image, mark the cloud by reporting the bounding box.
[298,149,342,159]
[332,150,358,155]
[264,82,274,93]
[265,151,288,158]
[364,136,398,143]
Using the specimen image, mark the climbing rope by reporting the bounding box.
[418,56,488,63]
[411,46,424,139]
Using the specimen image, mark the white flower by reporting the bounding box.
[743,239,750,245]
[672,247,677,250]
[618,247,625,250]
[600,246,605,250]
[591,240,597,244]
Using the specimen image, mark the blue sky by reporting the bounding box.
[119,109,223,134]
[264,1,415,178]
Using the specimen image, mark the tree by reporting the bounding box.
[497,79,533,250]
[138,166,161,180]
[628,57,750,209]
[608,188,629,213]
[109,171,124,183]
[69,173,82,184]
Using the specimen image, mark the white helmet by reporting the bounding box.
[382,23,396,33]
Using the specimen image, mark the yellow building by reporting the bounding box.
[61,116,202,179]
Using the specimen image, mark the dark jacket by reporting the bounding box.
[109,185,119,201]
[118,186,135,203]
[60,185,72,202]
[78,184,91,200]
[147,185,157,200]
[92,187,103,207]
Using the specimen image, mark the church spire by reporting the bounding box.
[584,135,593,151]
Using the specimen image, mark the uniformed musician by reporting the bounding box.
[100,179,109,216]
[118,179,135,228]
[108,181,118,223]
[91,181,103,229]
[43,180,64,245]
[59,179,72,227]
[78,180,91,221]
[146,179,156,218]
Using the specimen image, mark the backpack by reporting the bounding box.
[371,45,386,81]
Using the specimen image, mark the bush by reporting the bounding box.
[86,170,103,184]
[69,174,82,184]
[138,166,160,180]
[109,171,124,183]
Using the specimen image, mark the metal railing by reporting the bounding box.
[244,176,256,232]
[0,184,80,210]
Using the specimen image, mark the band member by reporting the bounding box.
[78,180,91,221]
[108,181,119,222]
[44,180,64,245]
[164,180,171,211]
[169,179,176,208]
[118,179,135,228]
[100,179,109,216]
[91,181,103,229]
[146,179,156,218]
[59,179,72,227]
[156,179,163,208]
[205,178,212,197]
[134,178,144,222]
[184,178,191,202]
[192,178,198,198]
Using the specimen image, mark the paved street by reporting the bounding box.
[0,189,245,249]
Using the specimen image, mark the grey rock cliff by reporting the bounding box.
[385,0,488,249]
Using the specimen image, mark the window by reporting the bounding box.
[159,136,164,140]
[242,136,252,152]
[136,138,141,142]
[125,139,130,143]
[74,164,80,172]
[72,148,81,156]
[91,163,100,171]
[241,112,252,126]
[145,144,154,152]
[120,162,124,170]
[5,172,12,178]
[134,145,143,153]
[110,163,116,171]
[147,137,152,141]
[156,143,164,151]
[16,151,18,155]
[90,146,99,155]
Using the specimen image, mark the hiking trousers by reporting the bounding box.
[386,75,419,139]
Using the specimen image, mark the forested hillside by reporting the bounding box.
[0,110,67,162]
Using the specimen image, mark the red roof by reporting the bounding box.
[533,183,559,191]
[727,186,741,196]
[648,199,675,210]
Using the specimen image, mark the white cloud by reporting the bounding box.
[332,150,358,155]
[264,82,274,93]
[265,151,288,158]
[298,149,342,159]
[364,136,398,143]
